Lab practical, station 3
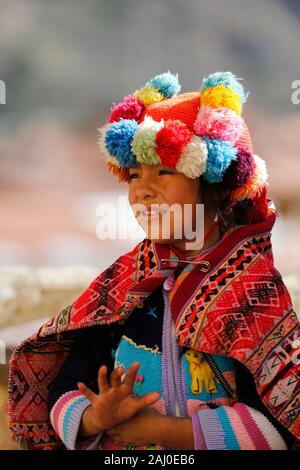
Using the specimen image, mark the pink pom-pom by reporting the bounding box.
[108,95,144,123]
[194,106,243,143]
[156,120,192,168]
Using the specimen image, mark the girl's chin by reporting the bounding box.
[145,237,184,246]
[148,238,172,244]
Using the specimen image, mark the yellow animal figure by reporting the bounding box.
[184,350,218,394]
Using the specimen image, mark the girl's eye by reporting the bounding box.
[129,169,174,179]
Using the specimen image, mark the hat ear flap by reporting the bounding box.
[200,71,248,116]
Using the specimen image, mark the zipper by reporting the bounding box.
[170,320,184,417]
[162,277,187,418]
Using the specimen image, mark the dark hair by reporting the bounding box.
[200,177,263,235]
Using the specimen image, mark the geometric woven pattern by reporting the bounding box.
[7,208,300,448]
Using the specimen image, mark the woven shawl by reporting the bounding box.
[8,208,300,449]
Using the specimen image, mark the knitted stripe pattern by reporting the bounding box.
[49,390,102,450]
[191,403,287,450]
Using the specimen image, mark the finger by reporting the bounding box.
[110,367,125,388]
[97,365,110,393]
[135,391,160,411]
[77,382,96,402]
[123,362,140,389]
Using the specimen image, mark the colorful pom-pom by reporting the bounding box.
[147,71,181,98]
[134,72,181,106]
[201,85,243,115]
[105,119,138,167]
[155,120,192,168]
[202,137,238,183]
[230,154,268,202]
[108,95,144,123]
[131,115,162,165]
[134,85,164,107]
[98,123,121,167]
[221,149,255,189]
[194,106,244,143]
[176,135,208,179]
[201,72,248,105]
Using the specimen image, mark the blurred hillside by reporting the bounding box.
[1,0,300,125]
[0,0,299,273]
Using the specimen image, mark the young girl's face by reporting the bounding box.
[128,163,204,251]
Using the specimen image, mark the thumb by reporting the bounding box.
[136,391,160,411]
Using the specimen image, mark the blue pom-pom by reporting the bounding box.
[202,137,238,184]
[201,71,248,104]
[105,119,138,167]
[148,71,181,98]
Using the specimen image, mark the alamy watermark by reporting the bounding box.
[291,80,300,104]
[0,80,6,104]
[96,196,205,250]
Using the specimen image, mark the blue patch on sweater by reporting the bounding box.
[115,336,162,396]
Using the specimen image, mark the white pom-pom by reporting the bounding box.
[176,135,208,178]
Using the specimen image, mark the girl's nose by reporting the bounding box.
[135,183,157,202]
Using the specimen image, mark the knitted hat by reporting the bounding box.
[98,71,269,222]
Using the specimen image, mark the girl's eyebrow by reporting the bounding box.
[129,164,141,170]
[129,164,176,172]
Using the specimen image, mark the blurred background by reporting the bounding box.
[0,0,300,449]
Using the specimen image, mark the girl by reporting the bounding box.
[8,71,300,450]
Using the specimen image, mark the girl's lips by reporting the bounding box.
[139,213,161,221]
[139,209,169,219]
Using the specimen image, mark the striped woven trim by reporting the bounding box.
[196,408,227,450]
[234,403,287,450]
[49,390,102,450]
[192,403,287,450]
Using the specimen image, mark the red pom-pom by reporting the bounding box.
[244,186,268,224]
[155,120,192,168]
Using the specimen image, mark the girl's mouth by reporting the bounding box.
[138,208,169,220]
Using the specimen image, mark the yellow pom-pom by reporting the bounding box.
[134,85,164,107]
[201,84,242,115]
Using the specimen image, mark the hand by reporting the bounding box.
[106,407,163,447]
[77,362,160,432]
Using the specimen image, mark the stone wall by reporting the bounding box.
[0,266,99,450]
[0,267,299,450]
